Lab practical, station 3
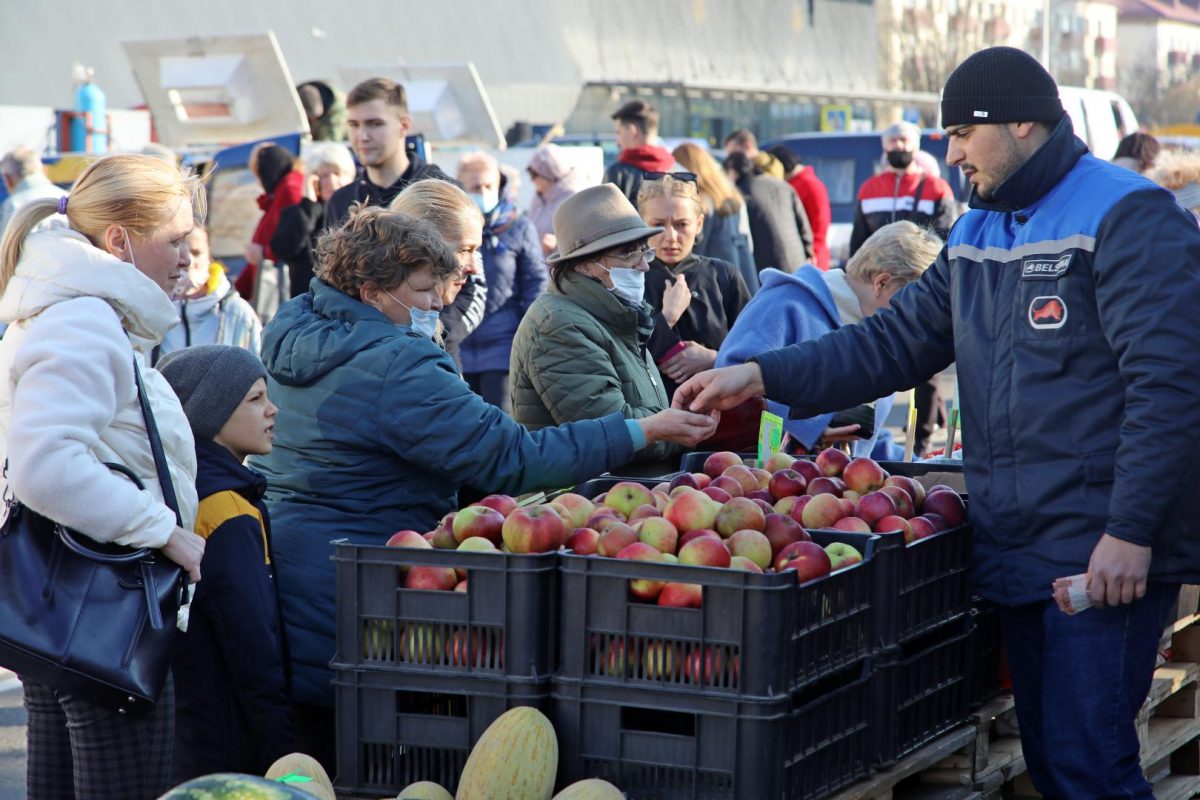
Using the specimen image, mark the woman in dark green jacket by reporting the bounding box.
[510,184,683,470]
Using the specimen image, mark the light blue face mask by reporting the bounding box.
[469,190,500,215]
[600,265,646,305]
[384,288,440,339]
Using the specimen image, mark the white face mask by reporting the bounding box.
[470,190,500,215]
[598,264,646,306]
[122,227,139,271]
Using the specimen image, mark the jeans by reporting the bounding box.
[998,582,1179,799]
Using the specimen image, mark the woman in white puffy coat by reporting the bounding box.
[0,154,207,800]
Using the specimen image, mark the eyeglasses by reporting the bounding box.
[643,171,697,183]
[609,247,656,267]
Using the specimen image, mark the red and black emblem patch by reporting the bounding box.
[1028,296,1067,329]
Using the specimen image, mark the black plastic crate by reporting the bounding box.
[334,668,552,798]
[558,515,878,698]
[870,521,972,647]
[871,614,973,768]
[967,597,1004,708]
[331,539,559,680]
[554,662,871,800]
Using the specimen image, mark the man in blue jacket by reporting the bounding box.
[675,47,1200,797]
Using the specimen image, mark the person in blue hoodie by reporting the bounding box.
[715,220,943,459]
[158,345,295,782]
[456,151,546,413]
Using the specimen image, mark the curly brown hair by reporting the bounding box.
[315,206,459,297]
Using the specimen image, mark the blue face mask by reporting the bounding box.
[599,265,646,305]
[469,190,500,215]
[384,288,440,339]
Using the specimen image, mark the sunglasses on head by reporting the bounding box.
[643,171,698,183]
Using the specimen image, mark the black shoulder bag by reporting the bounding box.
[0,358,187,716]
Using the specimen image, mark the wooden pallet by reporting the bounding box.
[827,726,977,800]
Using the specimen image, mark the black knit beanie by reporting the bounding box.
[941,47,1064,127]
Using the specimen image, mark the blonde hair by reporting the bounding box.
[389,179,483,244]
[636,174,704,219]
[846,220,942,285]
[0,153,206,294]
[672,142,742,218]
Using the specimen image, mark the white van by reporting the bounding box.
[1058,86,1140,162]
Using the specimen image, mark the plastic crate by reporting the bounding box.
[966,597,1004,708]
[334,668,551,798]
[871,614,973,768]
[557,511,878,698]
[554,662,872,800]
[331,539,559,680]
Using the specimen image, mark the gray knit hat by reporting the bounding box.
[158,345,269,440]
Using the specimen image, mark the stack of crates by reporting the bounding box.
[553,476,880,800]
[330,541,560,797]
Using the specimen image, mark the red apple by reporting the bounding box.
[683,646,738,686]
[404,565,458,591]
[907,516,937,542]
[691,473,712,489]
[549,493,595,528]
[749,468,772,490]
[926,484,957,496]
[445,628,500,668]
[605,482,655,518]
[669,474,700,493]
[665,490,721,533]
[842,458,886,494]
[727,529,773,569]
[679,528,722,548]
[765,452,797,473]
[592,515,630,535]
[825,542,864,570]
[566,527,601,555]
[784,494,814,524]
[658,582,703,608]
[837,498,856,517]
[881,486,916,519]
[710,475,744,498]
[634,516,679,554]
[883,475,927,512]
[475,494,517,518]
[678,536,732,568]
[597,524,638,557]
[763,513,809,555]
[729,555,764,573]
[452,505,505,545]
[843,490,861,503]
[923,490,966,528]
[652,482,670,494]
[801,493,847,529]
[616,542,667,600]
[746,489,774,503]
[601,638,629,676]
[768,468,808,500]
[774,541,833,583]
[457,535,498,553]
[815,447,851,477]
[386,530,429,548]
[502,505,565,553]
[586,508,619,529]
[721,464,760,496]
[832,516,872,533]
[703,451,744,478]
[454,580,468,592]
[874,515,914,539]
[653,491,671,511]
[920,512,950,532]
[629,504,663,522]
[806,477,843,497]
[702,486,733,504]
[791,459,822,484]
[855,491,898,526]
[715,497,767,538]
[750,498,774,516]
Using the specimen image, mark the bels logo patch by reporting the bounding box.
[1021,254,1072,279]
[1028,296,1068,329]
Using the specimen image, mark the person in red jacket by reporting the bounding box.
[603,100,677,203]
[769,145,832,269]
[235,144,305,300]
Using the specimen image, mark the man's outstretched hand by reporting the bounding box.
[672,363,766,413]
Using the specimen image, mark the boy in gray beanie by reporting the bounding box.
[158,345,296,779]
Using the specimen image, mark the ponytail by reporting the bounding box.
[0,199,60,295]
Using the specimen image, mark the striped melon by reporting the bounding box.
[397,782,454,800]
[157,773,315,798]
[455,706,558,799]
[552,778,625,799]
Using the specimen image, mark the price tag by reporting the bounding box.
[758,411,784,466]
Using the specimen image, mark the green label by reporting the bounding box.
[758,411,785,466]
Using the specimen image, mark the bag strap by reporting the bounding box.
[132,358,182,528]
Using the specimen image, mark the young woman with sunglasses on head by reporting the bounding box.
[510,184,719,473]
[638,173,751,399]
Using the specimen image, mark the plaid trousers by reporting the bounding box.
[22,673,175,800]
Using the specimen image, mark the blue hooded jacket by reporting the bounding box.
[460,204,546,374]
[716,266,901,460]
[250,279,634,705]
[752,115,1200,605]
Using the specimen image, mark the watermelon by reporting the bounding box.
[397,781,454,799]
[156,772,316,799]
[455,707,558,799]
